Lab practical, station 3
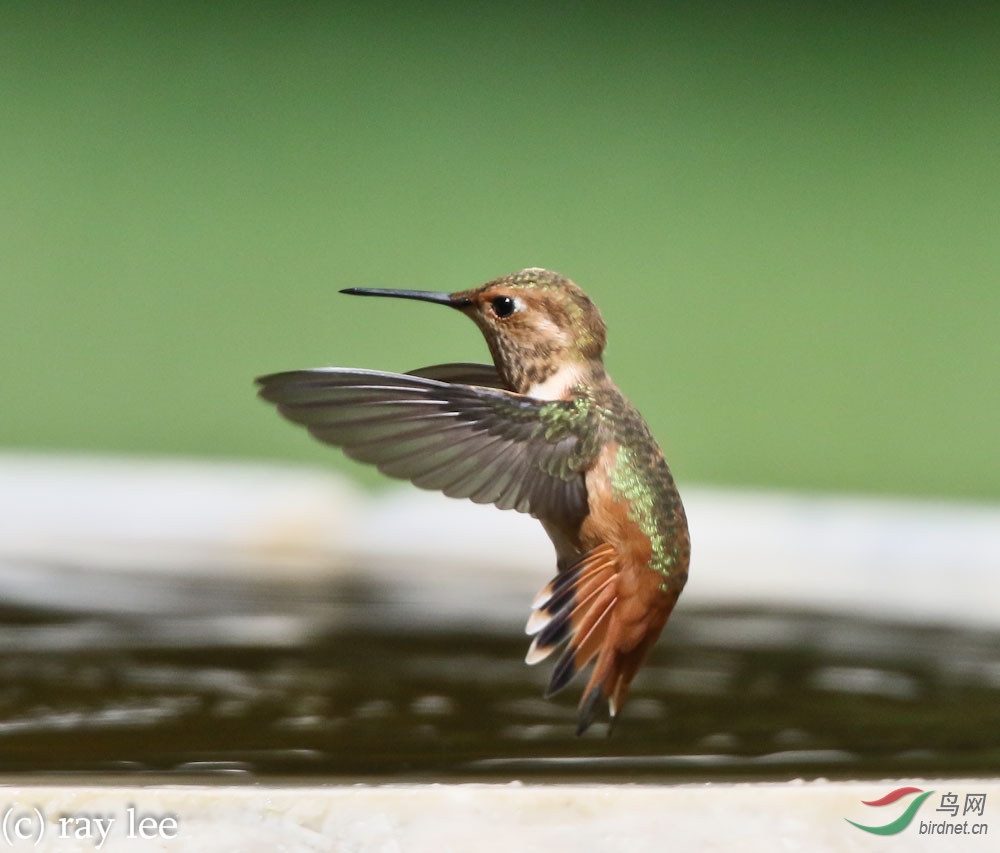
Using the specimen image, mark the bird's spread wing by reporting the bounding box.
[406,362,506,389]
[256,367,599,525]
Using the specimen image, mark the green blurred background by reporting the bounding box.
[4,2,998,499]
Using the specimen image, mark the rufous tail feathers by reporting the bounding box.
[525,543,678,734]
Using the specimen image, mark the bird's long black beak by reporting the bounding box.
[340,287,470,307]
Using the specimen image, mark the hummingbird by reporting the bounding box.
[256,268,690,733]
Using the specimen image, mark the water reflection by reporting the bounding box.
[0,587,998,780]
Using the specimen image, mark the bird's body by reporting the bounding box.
[257,268,689,732]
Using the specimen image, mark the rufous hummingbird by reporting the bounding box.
[256,268,690,733]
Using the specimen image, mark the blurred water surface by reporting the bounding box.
[0,579,997,781]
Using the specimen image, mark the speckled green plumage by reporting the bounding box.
[611,443,683,581]
[569,383,688,582]
[536,397,603,470]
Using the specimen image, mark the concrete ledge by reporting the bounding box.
[1,453,998,629]
[0,780,996,851]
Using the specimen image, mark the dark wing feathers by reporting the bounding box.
[256,366,595,525]
[406,362,506,389]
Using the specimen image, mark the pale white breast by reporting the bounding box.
[526,362,587,401]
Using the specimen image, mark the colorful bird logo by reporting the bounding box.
[845,787,935,835]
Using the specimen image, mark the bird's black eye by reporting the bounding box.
[491,295,516,318]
